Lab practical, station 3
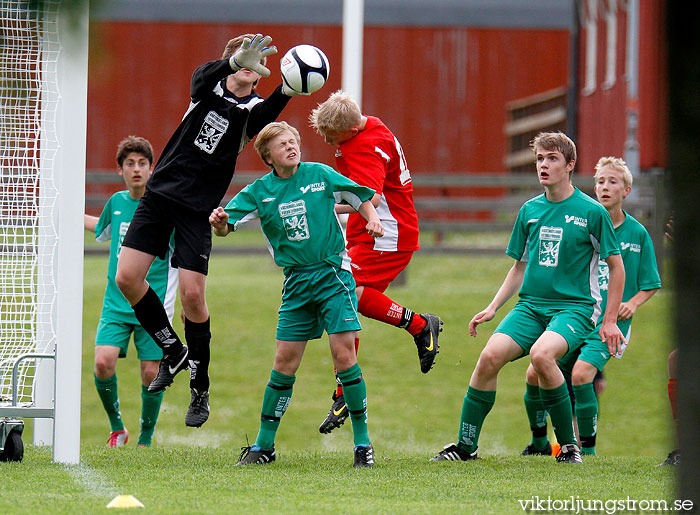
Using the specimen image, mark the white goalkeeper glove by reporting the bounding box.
[280,80,310,97]
[229,34,277,77]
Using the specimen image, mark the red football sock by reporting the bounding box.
[668,377,678,421]
[406,313,427,336]
[357,287,426,335]
[357,287,402,325]
[336,336,360,396]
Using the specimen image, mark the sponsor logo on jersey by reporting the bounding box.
[114,210,122,215]
[527,218,540,225]
[262,197,276,203]
[194,110,229,154]
[567,324,576,334]
[300,182,326,194]
[620,242,641,253]
[564,215,588,227]
[538,226,562,267]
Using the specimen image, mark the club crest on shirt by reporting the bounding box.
[539,226,562,267]
[194,111,229,154]
[278,200,309,241]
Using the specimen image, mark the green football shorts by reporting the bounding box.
[277,263,361,341]
[558,324,632,373]
[494,300,595,356]
[95,317,163,360]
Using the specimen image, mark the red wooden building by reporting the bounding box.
[85,1,666,216]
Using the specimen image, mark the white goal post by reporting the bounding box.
[0,0,87,464]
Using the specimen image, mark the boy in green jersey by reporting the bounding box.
[431,132,625,464]
[85,136,178,446]
[521,156,661,457]
[209,121,384,467]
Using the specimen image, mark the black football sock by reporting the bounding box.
[186,317,211,391]
[132,286,184,357]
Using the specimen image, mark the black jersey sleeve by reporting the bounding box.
[245,85,292,139]
[190,59,233,101]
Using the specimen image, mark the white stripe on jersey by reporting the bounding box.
[332,210,352,272]
[374,146,390,162]
[589,236,603,324]
[183,100,198,121]
[519,236,530,262]
[233,210,259,232]
[334,190,363,212]
[261,230,276,262]
[96,222,111,243]
[373,194,399,252]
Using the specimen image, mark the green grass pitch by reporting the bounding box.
[2,235,676,513]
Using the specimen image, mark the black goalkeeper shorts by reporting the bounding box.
[122,190,213,275]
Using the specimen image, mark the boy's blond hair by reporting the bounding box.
[254,121,301,167]
[594,156,634,187]
[530,131,577,171]
[116,136,153,167]
[309,90,362,136]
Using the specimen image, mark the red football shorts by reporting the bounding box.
[347,246,414,292]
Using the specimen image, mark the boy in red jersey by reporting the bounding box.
[310,90,443,433]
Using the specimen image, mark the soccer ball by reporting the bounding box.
[280,45,330,95]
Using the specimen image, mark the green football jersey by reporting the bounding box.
[95,191,178,323]
[223,162,375,272]
[595,212,661,335]
[506,188,620,308]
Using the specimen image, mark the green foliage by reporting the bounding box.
[8,252,675,511]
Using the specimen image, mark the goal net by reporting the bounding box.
[0,0,87,464]
[0,0,60,409]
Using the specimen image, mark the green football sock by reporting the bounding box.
[94,373,123,432]
[337,363,370,447]
[523,382,549,450]
[255,369,295,449]
[458,386,496,454]
[540,383,576,447]
[139,385,164,446]
[573,382,598,455]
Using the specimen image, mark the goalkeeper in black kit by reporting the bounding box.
[116,34,310,428]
